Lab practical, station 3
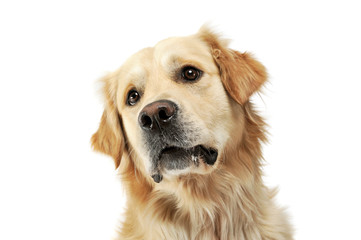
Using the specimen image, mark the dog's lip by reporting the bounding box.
[159,145,218,165]
[150,145,218,183]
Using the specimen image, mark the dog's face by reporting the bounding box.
[92,27,267,184]
[119,36,232,182]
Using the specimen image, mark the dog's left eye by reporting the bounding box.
[181,66,202,81]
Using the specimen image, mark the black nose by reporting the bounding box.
[138,100,177,131]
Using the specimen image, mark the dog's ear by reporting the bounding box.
[214,50,267,105]
[91,74,124,168]
[199,27,267,105]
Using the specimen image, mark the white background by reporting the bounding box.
[1,1,360,239]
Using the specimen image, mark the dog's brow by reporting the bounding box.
[122,66,148,87]
[166,56,204,71]
[127,66,146,79]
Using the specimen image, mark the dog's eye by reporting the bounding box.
[181,66,202,81]
[127,90,140,106]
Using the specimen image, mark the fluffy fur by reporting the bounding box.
[91,26,293,240]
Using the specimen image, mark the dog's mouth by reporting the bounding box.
[151,145,218,183]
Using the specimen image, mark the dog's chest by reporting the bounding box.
[142,207,262,240]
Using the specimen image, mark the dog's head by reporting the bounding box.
[91,27,267,184]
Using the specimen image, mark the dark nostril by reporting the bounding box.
[158,108,172,121]
[140,114,153,129]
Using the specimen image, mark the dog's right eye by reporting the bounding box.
[127,90,140,106]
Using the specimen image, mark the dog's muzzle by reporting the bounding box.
[138,100,218,183]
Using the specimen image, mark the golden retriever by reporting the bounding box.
[91,26,293,240]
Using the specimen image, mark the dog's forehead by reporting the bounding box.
[121,34,210,69]
[122,35,211,71]
[153,35,212,66]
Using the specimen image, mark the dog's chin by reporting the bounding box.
[151,145,218,183]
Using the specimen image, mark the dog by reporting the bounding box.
[91,26,293,240]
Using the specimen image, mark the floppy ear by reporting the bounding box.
[199,28,267,104]
[91,74,124,168]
